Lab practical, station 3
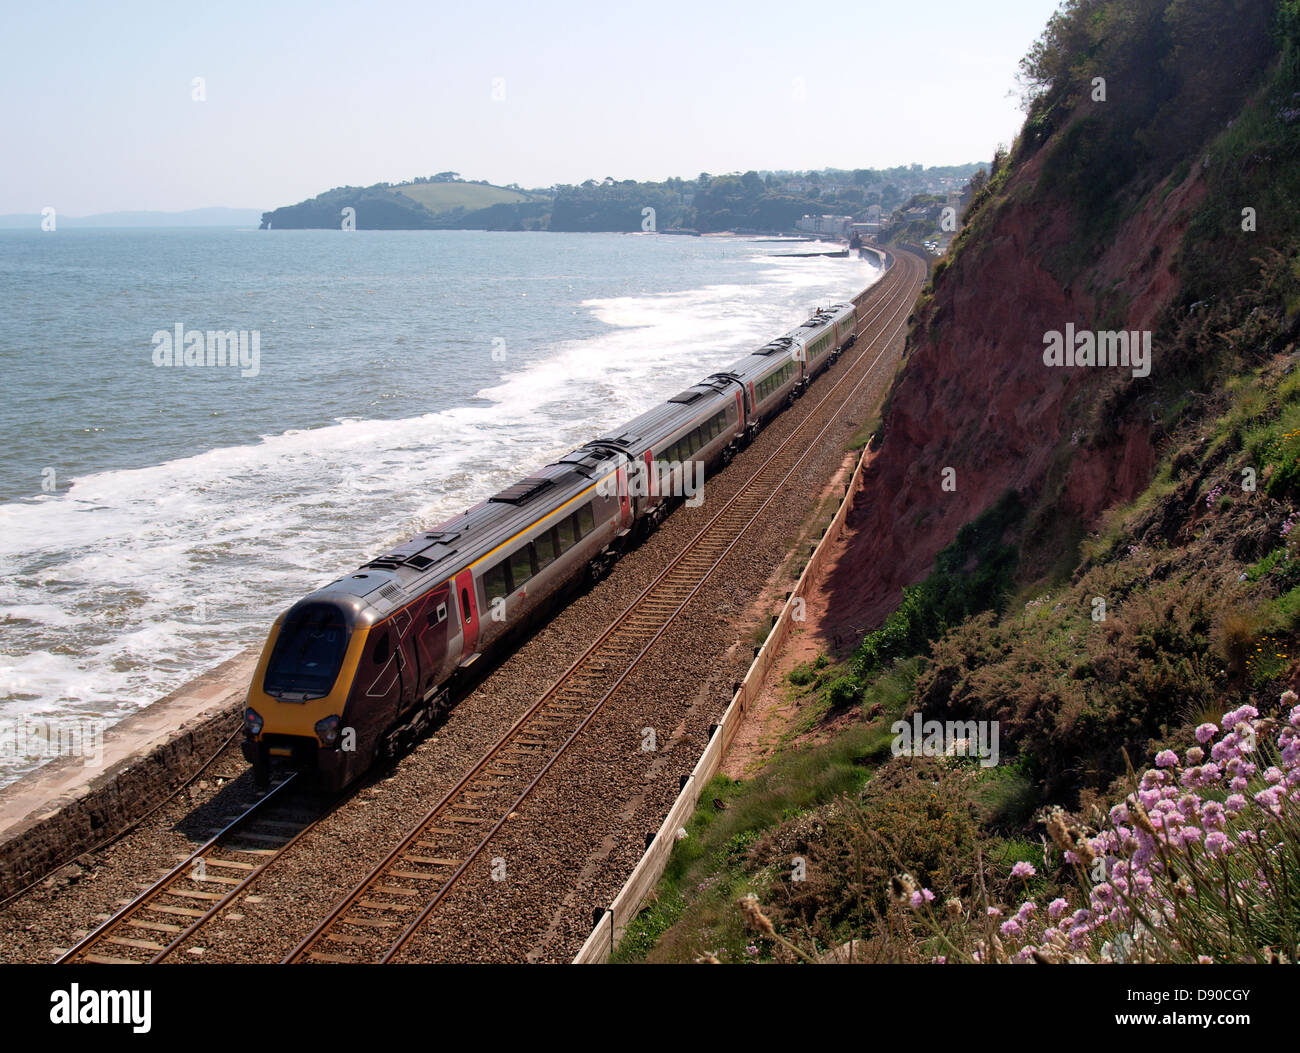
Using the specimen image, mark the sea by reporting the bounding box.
[0,228,880,788]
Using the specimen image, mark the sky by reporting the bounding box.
[0,0,1064,215]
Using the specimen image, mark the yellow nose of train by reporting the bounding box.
[241,600,370,786]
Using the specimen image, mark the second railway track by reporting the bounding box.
[56,774,331,964]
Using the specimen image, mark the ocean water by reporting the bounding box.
[0,228,880,787]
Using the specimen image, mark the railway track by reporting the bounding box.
[285,251,925,964]
[56,773,329,964]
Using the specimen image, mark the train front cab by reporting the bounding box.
[243,598,382,789]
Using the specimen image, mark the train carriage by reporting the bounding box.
[795,301,857,377]
[724,339,805,425]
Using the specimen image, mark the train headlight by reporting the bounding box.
[315,715,341,747]
[243,708,263,736]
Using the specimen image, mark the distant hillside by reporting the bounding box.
[259,180,548,230]
[260,165,983,233]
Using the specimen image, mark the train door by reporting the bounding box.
[641,449,655,511]
[414,583,452,697]
[616,461,632,528]
[391,606,417,710]
[454,568,479,661]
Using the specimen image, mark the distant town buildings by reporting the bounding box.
[796,214,854,236]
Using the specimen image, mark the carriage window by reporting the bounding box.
[432,602,447,625]
[509,546,534,588]
[575,504,596,537]
[263,603,351,700]
[483,562,510,602]
[556,515,577,552]
[371,631,390,664]
[535,528,559,570]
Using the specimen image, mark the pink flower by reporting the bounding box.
[1222,704,1258,728]
[1196,723,1218,744]
[1156,750,1179,768]
[1000,918,1022,938]
[1225,793,1248,813]
[1048,898,1069,919]
[1255,786,1285,815]
[1010,861,1037,879]
[1205,831,1230,857]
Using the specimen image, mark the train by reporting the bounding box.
[241,299,860,790]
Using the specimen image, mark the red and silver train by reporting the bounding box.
[241,300,859,789]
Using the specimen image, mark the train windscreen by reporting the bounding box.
[263,603,351,700]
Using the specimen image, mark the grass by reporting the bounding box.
[612,667,911,963]
[394,182,534,213]
[845,418,878,450]
[611,712,894,961]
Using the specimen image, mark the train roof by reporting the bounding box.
[591,378,736,458]
[295,443,627,623]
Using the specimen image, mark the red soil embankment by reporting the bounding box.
[820,153,1206,642]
